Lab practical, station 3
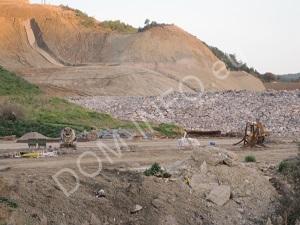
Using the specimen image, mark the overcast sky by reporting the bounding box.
[30,0,300,74]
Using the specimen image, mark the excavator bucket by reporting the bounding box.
[234,121,268,148]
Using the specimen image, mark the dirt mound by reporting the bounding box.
[0,145,279,225]
[166,146,278,225]
[0,2,265,96]
[17,132,48,142]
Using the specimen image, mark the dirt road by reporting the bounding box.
[0,137,298,225]
[0,138,298,171]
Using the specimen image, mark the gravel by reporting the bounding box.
[69,90,300,137]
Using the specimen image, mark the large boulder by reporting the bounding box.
[192,146,238,167]
[206,185,231,206]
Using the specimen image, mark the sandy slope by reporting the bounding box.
[0,1,265,96]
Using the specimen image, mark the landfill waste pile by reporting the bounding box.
[70,90,300,138]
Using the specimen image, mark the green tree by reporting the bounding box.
[144,19,150,26]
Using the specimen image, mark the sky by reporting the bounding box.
[30,0,300,74]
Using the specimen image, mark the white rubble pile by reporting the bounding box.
[69,90,300,137]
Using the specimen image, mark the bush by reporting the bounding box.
[245,155,256,163]
[144,163,162,176]
[144,163,171,178]
[59,5,97,28]
[0,103,24,121]
[203,44,261,77]
[0,197,18,209]
[100,20,137,33]
[277,144,300,224]
[153,123,183,138]
[279,160,289,173]
[138,20,171,32]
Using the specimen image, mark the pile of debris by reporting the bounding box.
[17,132,49,143]
[98,129,134,139]
[70,90,300,138]
[166,146,279,225]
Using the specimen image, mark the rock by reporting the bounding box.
[70,90,300,138]
[206,185,231,206]
[200,161,208,174]
[131,204,143,214]
[266,218,273,225]
[159,215,179,225]
[273,216,283,225]
[237,208,244,214]
[192,147,237,167]
[0,166,11,172]
[152,198,164,209]
[96,189,106,198]
[295,220,300,225]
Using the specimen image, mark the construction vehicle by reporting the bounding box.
[60,127,77,149]
[234,120,268,147]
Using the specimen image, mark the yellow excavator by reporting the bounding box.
[60,127,77,149]
[234,120,268,147]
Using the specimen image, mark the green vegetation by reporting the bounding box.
[0,96,158,138]
[60,5,97,28]
[60,5,137,32]
[144,163,171,178]
[0,66,40,96]
[277,143,300,225]
[0,66,182,138]
[244,155,256,163]
[138,19,170,32]
[205,45,260,76]
[0,197,18,209]
[279,160,290,173]
[101,20,137,33]
[153,123,183,138]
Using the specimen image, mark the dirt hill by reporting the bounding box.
[0,1,265,96]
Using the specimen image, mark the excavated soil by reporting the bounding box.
[0,138,298,225]
[0,1,265,97]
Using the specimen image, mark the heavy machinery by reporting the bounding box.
[234,120,268,147]
[60,127,77,149]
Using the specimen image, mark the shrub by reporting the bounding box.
[203,44,261,77]
[59,5,97,28]
[153,123,183,138]
[144,163,161,176]
[0,103,24,121]
[277,145,300,224]
[100,20,137,33]
[144,163,171,178]
[0,197,18,208]
[245,155,256,163]
[138,20,171,32]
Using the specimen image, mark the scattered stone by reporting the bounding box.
[206,185,231,206]
[152,198,164,209]
[266,218,273,225]
[273,216,283,225]
[70,90,300,138]
[200,161,208,174]
[0,166,11,172]
[192,147,237,167]
[95,189,106,198]
[131,204,143,214]
[237,208,244,214]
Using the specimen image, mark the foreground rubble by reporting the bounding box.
[70,90,300,138]
[0,145,280,225]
